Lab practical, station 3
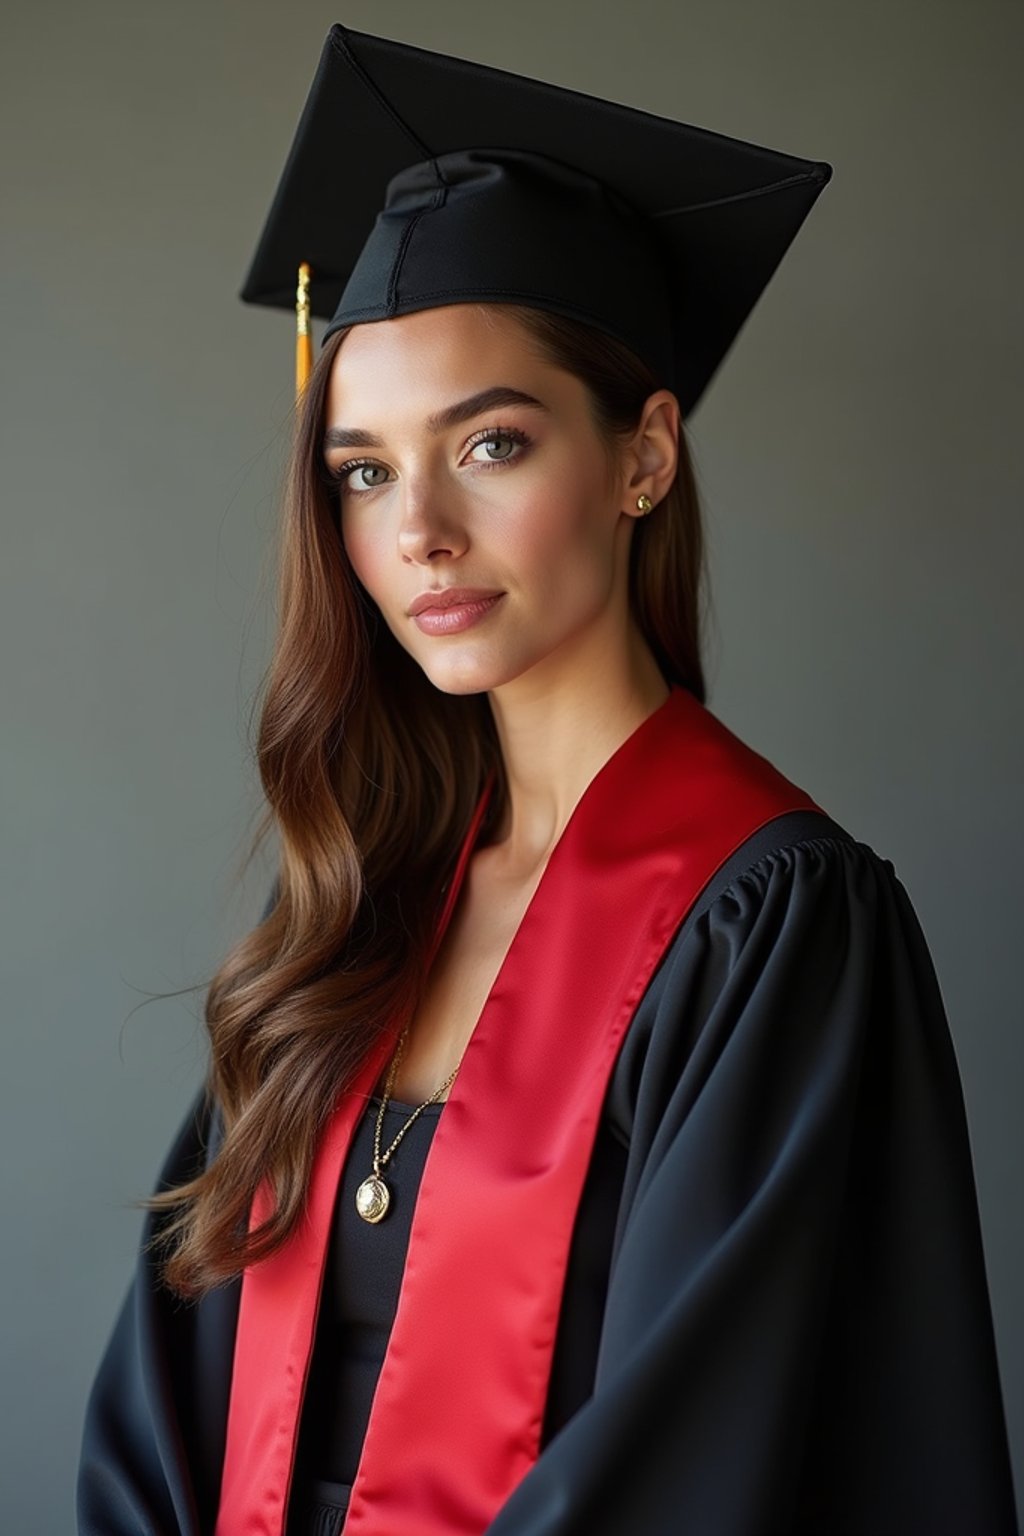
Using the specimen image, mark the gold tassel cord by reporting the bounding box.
[296,262,313,398]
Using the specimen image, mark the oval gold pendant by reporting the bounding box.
[355,1174,391,1224]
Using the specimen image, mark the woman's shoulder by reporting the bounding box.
[604,813,935,1145]
[701,813,902,913]
[657,802,908,956]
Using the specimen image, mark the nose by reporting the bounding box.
[396,478,469,565]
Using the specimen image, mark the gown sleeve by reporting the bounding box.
[486,835,1019,1536]
[76,1086,238,1536]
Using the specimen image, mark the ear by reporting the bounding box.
[619,390,680,517]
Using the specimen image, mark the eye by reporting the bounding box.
[464,426,530,466]
[326,458,391,495]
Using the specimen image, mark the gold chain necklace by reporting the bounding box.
[354,1026,460,1224]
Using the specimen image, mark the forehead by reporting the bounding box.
[324,304,568,420]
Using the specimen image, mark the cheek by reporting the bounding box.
[340,516,386,601]
[504,481,614,585]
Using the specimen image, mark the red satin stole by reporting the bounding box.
[214,685,822,1536]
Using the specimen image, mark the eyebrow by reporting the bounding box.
[322,386,550,451]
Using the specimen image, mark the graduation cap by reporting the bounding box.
[241,23,833,417]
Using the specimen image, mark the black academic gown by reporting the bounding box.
[77,811,1020,1535]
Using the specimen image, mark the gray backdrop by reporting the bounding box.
[2,1,1021,1529]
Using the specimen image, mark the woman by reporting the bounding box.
[77,23,1018,1536]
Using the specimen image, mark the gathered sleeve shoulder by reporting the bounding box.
[489,834,1019,1535]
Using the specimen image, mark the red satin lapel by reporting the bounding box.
[216,686,821,1535]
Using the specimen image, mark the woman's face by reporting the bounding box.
[322,303,643,699]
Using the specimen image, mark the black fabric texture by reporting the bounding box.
[77,813,1020,1535]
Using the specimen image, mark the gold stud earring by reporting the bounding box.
[636,494,653,515]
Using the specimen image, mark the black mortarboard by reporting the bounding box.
[242,23,832,418]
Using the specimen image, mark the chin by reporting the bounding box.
[420,662,504,697]
[413,647,535,698]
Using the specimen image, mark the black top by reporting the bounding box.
[299,1099,449,1485]
[285,1100,449,1536]
[78,816,1021,1536]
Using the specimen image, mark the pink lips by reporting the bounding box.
[408,587,505,635]
[408,586,503,615]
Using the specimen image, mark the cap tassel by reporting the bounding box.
[295,262,313,397]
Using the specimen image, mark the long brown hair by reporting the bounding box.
[143,303,708,1298]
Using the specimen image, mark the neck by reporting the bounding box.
[484,629,670,876]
